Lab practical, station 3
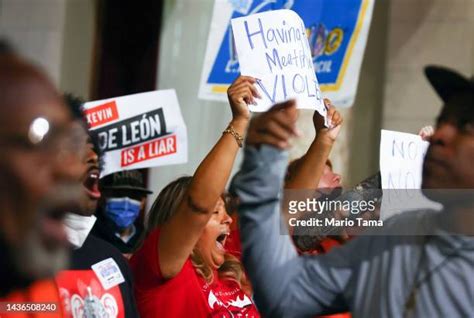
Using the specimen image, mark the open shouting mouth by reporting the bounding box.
[83,168,101,200]
[215,231,230,252]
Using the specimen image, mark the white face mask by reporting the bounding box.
[63,213,97,249]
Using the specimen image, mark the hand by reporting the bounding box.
[246,99,300,149]
[227,75,260,123]
[418,125,434,141]
[313,98,343,143]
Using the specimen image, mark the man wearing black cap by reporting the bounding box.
[229,66,474,317]
[92,170,152,255]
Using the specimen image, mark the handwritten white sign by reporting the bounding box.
[379,129,441,219]
[83,90,188,177]
[231,9,326,116]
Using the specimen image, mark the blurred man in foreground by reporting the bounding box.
[0,44,83,297]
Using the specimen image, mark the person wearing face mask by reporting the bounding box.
[91,170,152,256]
[54,95,139,318]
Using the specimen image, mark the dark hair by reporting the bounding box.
[63,93,104,170]
[63,93,86,122]
[0,39,15,54]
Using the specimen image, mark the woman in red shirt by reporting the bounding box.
[130,76,261,318]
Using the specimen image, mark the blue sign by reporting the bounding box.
[206,0,368,90]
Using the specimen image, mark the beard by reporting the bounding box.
[10,183,82,287]
[0,228,68,296]
[13,227,69,282]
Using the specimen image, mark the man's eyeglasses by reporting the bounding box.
[0,117,88,160]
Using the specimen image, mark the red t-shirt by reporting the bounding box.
[129,228,260,318]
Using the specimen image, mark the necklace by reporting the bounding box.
[403,236,468,317]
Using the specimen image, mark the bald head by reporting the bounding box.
[0,55,70,130]
[0,53,78,294]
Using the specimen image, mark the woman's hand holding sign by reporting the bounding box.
[285,98,343,191]
[227,75,261,123]
[313,98,343,144]
[226,75,262,144]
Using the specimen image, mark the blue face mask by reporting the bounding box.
[105,197,141,229]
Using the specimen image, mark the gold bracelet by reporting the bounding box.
[223,124,244,148]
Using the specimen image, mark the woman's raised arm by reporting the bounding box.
[158,76,259,279]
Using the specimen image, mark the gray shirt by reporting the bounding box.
[229,145,474,318]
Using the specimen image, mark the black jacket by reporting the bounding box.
[91,210,144,254]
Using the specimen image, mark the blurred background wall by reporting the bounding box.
[382,0,474,133]
[1,0,473,205]
[0,0,95,97]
